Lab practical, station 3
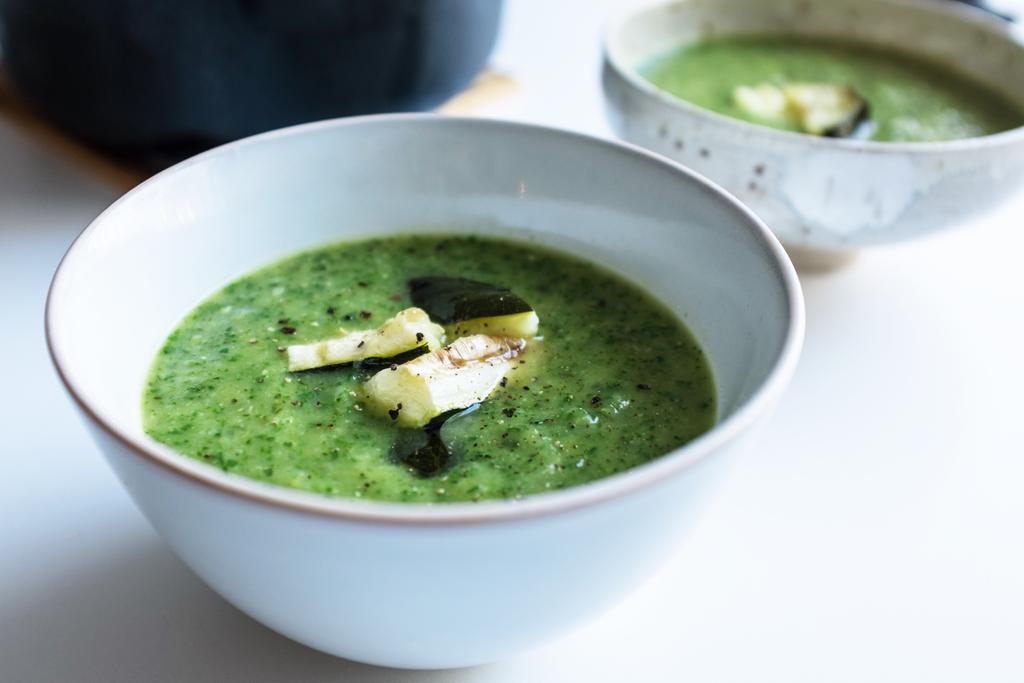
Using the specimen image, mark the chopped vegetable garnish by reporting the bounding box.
[286,307,444,372]
[409,276,540,338]
[733,82,870,138]
[733,83,791,122]
[391,404,480,478]
[363,334,525,428]
[450,310,539,338]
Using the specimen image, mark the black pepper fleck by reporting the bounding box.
[357,281,369,288]
[359,310,372,320]
[637,383,652,390]
[415,332,424,342]
[326,307,335,315]
[499,377,508,387]
[502,407,516,417]
[280,326,297,335]
[590,395,602,405]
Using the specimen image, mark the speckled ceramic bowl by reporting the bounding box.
[603,0,1024,263]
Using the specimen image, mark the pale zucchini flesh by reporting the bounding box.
[286,307,444,372]
[449,310,540,338]
[781,83,869,137]
[364,334,525,428]
[733,82,870,138]
[733,83,790,122]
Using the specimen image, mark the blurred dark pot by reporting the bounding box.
[0,0,503,163]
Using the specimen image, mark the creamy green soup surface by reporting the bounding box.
[642,35,1024,142]
[143,235,716,503]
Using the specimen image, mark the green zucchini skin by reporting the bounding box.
[391,403,480,477]
[408,276,533,323]
[351,345,430,370]
[291,345,430,379]
[822,100,871,138]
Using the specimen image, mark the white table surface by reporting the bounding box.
[3,1,1023,681]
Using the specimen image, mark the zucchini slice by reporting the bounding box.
[782,83,870,138]
[391,404,479,477]
[733,83,791,122]
[286,307,444,372]
[409,276,540,338]
[733,82,870,138]
[449,310,540,338]
[364,334,525,428]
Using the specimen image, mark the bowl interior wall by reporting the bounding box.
[612,0,1024,108]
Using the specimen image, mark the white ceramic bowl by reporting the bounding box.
[603,0,1024,258]
[47,115,803,669]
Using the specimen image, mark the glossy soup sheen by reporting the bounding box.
[143,235,717,503]
[642,35,1024,142]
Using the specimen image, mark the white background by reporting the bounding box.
[2,1,1023,681]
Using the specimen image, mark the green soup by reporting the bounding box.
[143,235,716,503]
[642,35,1024,142]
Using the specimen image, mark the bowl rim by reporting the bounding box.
[602,0,1024,153]
[46,113,804,526]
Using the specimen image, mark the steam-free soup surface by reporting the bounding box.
[642,35,1024,141]
[144,235,716,503]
